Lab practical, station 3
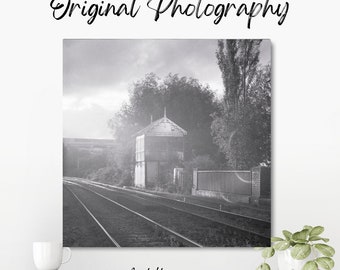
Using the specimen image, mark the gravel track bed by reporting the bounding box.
[128,187,271,221]
[66,184,193,247]
[80,182,269,247]
[117,190,270,238]
[87,182,270,237]
[63,185,114,247]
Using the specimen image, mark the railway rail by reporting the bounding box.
[68,178,270,221]
[65,181,202,247]
[64,178,270,247]
[66,186,121,247]
[67,178,270,237]
[83,181,270,238]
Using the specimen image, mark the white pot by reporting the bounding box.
[277,249,315,270]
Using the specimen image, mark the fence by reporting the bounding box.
[195,170,251,195]
[192,166,270,203]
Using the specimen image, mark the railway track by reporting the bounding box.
[127,186,271,219]
[70,178,270,220]
[66,186,121,247]
[71,178,270,220]
[69,179,270,238]
[64,181,202,247]
[64,179,270,247]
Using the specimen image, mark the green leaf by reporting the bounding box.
[304,225,313,232]
[314,244,335,257]
[310,226,324,236]
[302,261,318,270]
[295,239,308,244]
[309,236,329,243]
[273,241,290,251]
[256,263,271,270]
[262,247,275,258]
[315,257,335,270]
[291,244,312,260]
[292,229,309,242]
[283,230,292,240]
[271,237,284,242]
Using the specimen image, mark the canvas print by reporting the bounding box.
[63,39,271,247]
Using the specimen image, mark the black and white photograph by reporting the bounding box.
[63,39,271,247]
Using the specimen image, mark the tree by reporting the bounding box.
[216,40,240,118]
[107,73,222,184]
[162,74,220,160]
[216,39,262,115]
[238,40,262,106]
[212,40,271,169]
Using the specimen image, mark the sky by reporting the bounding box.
[63,39,271,139]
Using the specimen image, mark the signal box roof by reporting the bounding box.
[135,115,187,137]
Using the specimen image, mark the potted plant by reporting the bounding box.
[257,225,335,270]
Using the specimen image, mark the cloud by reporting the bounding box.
[63,39,271,138]
[63,39,224,97]
[63,103,114,139]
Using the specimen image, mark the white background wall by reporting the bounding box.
[1,0,340,269]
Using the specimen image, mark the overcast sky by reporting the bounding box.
[63,39,271,139]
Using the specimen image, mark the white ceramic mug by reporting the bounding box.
[33,242,71,270]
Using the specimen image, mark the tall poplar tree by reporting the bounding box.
[212,39,271,169]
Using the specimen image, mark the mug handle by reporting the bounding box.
[62,247,72,264]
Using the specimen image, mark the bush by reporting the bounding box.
[88,164,133,187]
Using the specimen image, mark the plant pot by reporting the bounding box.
[277,249,315,270]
